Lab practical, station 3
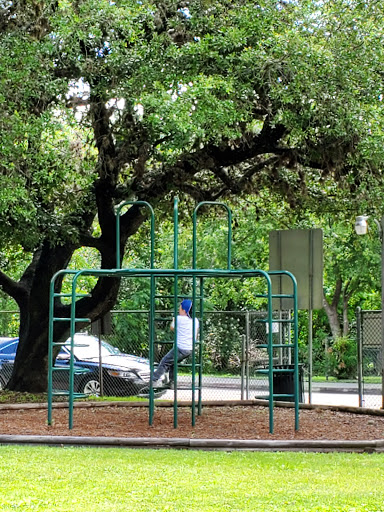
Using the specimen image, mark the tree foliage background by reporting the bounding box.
[0,0,384,390]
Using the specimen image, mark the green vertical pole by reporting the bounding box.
[191,276,197,426]
[226,206,232,270]
[47,275,56,426]
[192,208,197,423]
[198,276,204,416]
[192,209,197,269]
[149,274,156,425]
[173,197,179,428]
[292,274,299,431]
[116,206,121,269]
[265,274,274,434]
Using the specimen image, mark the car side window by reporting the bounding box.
[0,342,17,355]
[56,348,70,361]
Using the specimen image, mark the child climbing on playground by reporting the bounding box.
[152,299,199,387]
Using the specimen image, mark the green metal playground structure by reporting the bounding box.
[48,198,299,434]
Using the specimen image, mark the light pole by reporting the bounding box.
[355,215,384,409]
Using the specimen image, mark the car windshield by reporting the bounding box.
[72,336,121,360]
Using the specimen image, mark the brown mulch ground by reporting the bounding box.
[0,403,384,440]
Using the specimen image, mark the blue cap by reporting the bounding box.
[181,299,192,317]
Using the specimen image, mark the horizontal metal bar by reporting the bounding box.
[60,268,279,279]
[52,318,91,322]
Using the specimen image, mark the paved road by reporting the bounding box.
[161,377,383,409]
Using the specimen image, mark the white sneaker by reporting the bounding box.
[152,379,164,387]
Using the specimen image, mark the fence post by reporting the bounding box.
[241,334,246,400]
[245,311,250,399]
[356,306,363,408]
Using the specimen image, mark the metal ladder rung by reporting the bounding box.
[53,317,91,323]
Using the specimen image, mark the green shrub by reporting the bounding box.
[328,336,357,379]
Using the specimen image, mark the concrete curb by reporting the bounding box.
[0,434,383,452]
[1,400,384,452]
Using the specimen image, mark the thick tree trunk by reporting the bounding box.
[323,283,342,340]
[342,292,351,337]
[323,300,342,339]
[323,279,353,341]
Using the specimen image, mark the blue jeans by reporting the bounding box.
[152,347,191,381]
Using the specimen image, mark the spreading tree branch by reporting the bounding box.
[0,271,25,305]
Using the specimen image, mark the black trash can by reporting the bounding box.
[273,364,304,403]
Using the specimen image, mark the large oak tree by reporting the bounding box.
[0,0,383,391]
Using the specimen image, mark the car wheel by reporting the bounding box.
[81,377,101,396]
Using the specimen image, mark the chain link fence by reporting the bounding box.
[3,308,384,407]
[0,309,297,401]
[110,309,296,402]
[356,308,383,408]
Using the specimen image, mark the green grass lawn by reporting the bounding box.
[0,446,383,511]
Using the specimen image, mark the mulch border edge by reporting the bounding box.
[0,398,383,416]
